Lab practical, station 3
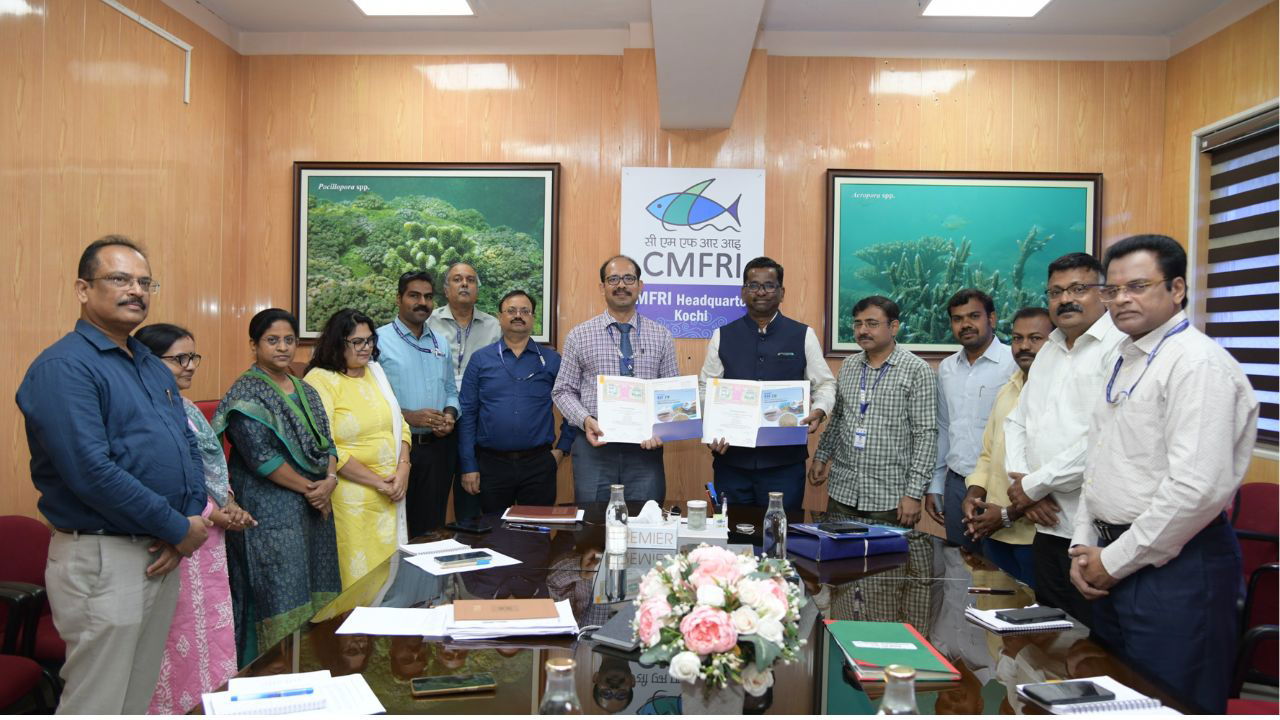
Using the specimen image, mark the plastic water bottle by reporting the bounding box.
[538,657,583,714]
[763,491,787,559]
[605,484,628,556]
[876,665,919,714]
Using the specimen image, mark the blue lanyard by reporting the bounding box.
[606,320,638,375]
[455,323,474,374]
[1105,319,1189,404]
[498,340,546,381]
[859,361,890,416]
[393,321,443,356]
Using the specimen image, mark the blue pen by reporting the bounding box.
[229,688,314,702]
[507,522,550,533]
[705,482,719,505]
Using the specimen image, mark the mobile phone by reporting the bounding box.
[592,603,639,651]
[410,673,497,697]
[434,550,492,568]
[1022,680,1115,705]
[445,519,493,534]
[816,522,869,534]
[994,606,1067,624]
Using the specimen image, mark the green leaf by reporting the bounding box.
[741,635,780,671]
[639,645,676,665]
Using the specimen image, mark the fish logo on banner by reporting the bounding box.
[645,179,741,232]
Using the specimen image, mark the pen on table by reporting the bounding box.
[506,522,550,532]
[967,587,1016,595]
[229,688,314,702]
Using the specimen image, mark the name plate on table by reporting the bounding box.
[627,520,679,549]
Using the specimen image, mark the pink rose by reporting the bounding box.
[636,598,671,647]
[687,546,743,589]
[679,606,738,655]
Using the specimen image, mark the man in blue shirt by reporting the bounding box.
[458,290,576,512]
[16,236,210,714]
[924,289,1016,551]
[376,271,460,537]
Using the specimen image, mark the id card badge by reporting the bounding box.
[853,427,868,450]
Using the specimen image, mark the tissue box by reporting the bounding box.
[627,520,679,549]
[787,523,908,561]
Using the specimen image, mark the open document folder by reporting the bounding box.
[202,670,384,715]
[335,599,579,640]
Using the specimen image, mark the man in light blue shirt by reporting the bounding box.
[925,289,1016,551]
[377,271,460,537]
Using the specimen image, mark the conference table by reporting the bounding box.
[202,502,1193,715]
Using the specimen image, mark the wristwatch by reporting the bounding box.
[1000,507,1013,528]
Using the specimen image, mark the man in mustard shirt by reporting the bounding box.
[960,307,1057,587]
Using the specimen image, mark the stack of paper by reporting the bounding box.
[334,600,580,641]
[501,506,584,524]
[399,539,469,555]
[202,670,384,715]
[444,599,580,640]
[398,540,523,576]
[965,606,1075,635]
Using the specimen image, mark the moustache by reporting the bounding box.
[1016,352,1035,360]
[118,297,147,310]
[857,335,872,342]
[412,305,430,313]
[1057,303,1083,316]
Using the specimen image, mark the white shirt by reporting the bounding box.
[1004,312,1126,539]
[928,338,1017,494]
[698,320,836,417]
[1072,311,1259,581]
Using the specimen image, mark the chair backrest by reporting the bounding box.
[0,516,52,586]
[1233,482,1279,586]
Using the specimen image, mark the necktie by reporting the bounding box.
[616,322,634,376]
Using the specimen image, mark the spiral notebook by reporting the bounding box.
[1016,676,1181,715]
[964,606,1074,635]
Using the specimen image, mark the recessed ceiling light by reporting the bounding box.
[920,0,1052,18]
[351,0,473,17]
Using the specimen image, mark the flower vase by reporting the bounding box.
[680,680,745,715]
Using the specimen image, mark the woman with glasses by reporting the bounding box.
[212,308,342,663]
[305,308,411,589]
[134,323,254,714]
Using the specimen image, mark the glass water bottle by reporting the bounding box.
[605,484,628,556]
[876,664,919,715]
[763,491,787,558]
[538,657,583,714]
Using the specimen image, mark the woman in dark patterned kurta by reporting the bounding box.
[212,309,342,664]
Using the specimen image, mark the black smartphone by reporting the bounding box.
[995,606,1067,624]
[410,672,497,697]
[445,519,493,534]
[1023,680,1115,705]
[816,522,869,534]
[434,550,492,568]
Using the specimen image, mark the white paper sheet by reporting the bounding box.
[399,539,469,555]
[595,375,653,444]
[334,606,448,637]
[206,670,386,716]
[404,548,522,576]
[702,378,764,447]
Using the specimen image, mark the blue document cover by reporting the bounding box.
[788,522,909,561]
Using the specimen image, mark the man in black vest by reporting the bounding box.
[699,257,837,510]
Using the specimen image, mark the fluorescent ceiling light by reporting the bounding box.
[351,0,473,16]
[920,0,1052,18]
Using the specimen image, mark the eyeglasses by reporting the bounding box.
[1044,283,1101,300]
[86,273,160,294]
[605,274,639,287]
[344,337,377,349]
[502,307,534,317]
[745,281,780,294]
[1099,278,1170,303]
[160,353,201,368]
[852,319,884,329]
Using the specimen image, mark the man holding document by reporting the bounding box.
[699,257,835,510]
[552,255,679,504]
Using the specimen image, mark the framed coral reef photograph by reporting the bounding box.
[294,162,559,342]
[824,170,1101,355]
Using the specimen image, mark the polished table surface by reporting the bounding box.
[202,503,1193,715]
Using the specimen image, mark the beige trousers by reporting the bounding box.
[45,532,180,715]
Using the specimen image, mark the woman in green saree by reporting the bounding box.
[213,308,342,663]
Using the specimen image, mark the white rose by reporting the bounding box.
[639,571,667,600]
[736,557,758,577]
[736,580,762,608]
[695,584,725,608]
[741,664,774,697]
[668,651,703,683]
[758,594,786,622]
[756,617,784,646]
[731,607,760,635]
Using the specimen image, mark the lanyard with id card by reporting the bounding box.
[855,361,889,451]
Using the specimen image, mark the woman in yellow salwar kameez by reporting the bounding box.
[305,308,412,589]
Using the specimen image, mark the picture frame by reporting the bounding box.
[294,162,559,343]
[824,169,1101,356]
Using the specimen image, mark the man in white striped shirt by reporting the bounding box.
[1069,235,1258,714]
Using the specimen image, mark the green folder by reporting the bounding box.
[825,620,960,683]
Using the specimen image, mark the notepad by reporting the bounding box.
[965,606,1075,635]
[1017,676,1181,715]
[503,506,584,523]
[203,671,385,715]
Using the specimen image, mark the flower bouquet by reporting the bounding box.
[632,544,806,699]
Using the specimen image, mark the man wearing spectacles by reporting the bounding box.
[699,257,836,510]
[1003,252,1126,629]
[457,290,576,513]
[16,235,210,713]
[1068,235,1257,714]
[553,255,679,504]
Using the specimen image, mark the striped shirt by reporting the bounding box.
[552,310,679,430]
[815,345,938,512]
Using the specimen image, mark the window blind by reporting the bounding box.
[1204,123,1278,445]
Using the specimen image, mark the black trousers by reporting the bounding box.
[476,447,558,514]
[404,433,456,538]
[1032,532,1093,628]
